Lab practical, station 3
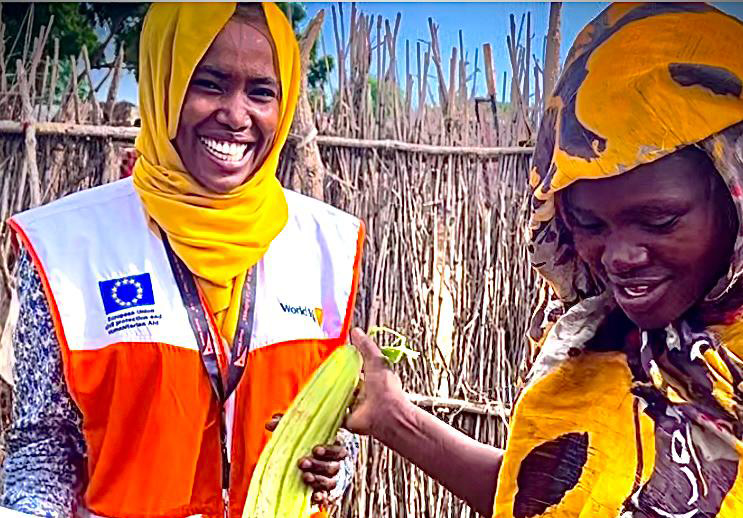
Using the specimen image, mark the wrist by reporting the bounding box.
[373,393,418,446]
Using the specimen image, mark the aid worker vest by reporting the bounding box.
[9,177,364,518]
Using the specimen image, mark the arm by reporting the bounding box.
[1,249,86,517]
[346,329,503,517]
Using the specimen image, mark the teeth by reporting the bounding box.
[200,137,249,162]
[623,285,650,297]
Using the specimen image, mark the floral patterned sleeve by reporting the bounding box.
[329,428,359,502]
[1,248,86,518]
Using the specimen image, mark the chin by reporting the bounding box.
[197,167,251,193]
[623,308,679,331]
[210,177,248,193]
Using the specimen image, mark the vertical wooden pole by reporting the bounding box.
[544,2,562,98]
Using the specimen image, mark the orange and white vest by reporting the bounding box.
[9,177,364,518]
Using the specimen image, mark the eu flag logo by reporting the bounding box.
[99,273,155,315]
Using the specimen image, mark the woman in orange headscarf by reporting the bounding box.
[347,3,743,517]
[2,4,363,517]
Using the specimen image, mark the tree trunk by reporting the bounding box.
[290,10,326,202]
[543,2,562,99]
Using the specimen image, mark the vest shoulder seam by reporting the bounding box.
[15,179,137,226]
[283,188,359,223]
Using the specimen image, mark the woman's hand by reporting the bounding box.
[344,328,410,440]
[265,416,348,508]
[345,328,503,515]
[264,328,412,506]
[297,442,348,508]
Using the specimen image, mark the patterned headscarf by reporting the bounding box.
[515,4,743,516]
[530,3,743,310]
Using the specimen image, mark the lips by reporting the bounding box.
[199,136,254,170]
[621,284,651,297]
[610,277,671,315]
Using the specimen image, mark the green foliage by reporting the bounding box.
[55,58,90,102]
[82,4,149,78]
[275,2,307,30]
[3,3,333,95]
[275,2,334,90]
[2,4,98,66]
[368,76,405,109]
[2,3,147,73]
[308,55,334,90]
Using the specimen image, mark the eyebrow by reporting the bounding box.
[618,202,687,219]
[195,65,279,89]
[252,76,280,89]
[197,65,231,81]
[567,200,688,223]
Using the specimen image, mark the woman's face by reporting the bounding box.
[174,19,280,193]
[561,149,737,329]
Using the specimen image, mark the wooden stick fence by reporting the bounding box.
[0,121,535,156]
[0,3,561,517]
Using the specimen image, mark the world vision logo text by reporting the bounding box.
[280,302,324,326]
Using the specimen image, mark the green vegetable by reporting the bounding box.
[243,326,417,517]
[243,345,362,518]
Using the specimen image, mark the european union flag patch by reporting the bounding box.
[99,273,155,315]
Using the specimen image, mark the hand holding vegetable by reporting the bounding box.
[344,328,410,439]
[245,327,416,518]
[265,415,347,508]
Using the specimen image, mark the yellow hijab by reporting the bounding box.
[133,3,300,338]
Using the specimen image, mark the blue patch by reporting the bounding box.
[98,273,155,315]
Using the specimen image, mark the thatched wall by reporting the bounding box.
[0,3,553,516]
[0,125,538,517]
[283,145,539,518]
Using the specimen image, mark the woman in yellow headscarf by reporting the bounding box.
[2,3,364,518]
[346,3,743,517]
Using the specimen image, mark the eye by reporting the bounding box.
[574,221,605,234]
[250,87,278,102]
[192,79,222,93]
[567,211,605,234]
[642,215,680,232]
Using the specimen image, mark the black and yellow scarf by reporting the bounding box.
[496,4,743,517]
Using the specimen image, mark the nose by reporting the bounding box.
[601,235,650,276]
[215,91,252,131]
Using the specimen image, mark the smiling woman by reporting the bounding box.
[1,3,364,518]
[174,6,281,193]
[342,3,743,518]
[560,146,738,330]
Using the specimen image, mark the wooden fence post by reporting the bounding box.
[289,9,327,201]
[544,2,562,99]
[16,60,41,208]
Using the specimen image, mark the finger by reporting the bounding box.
[313,444,347,461]
[264,414,282,432]
[302,472,337,492]
[350,328,386,366]
[298,457,341,477]
[312,490,329,506]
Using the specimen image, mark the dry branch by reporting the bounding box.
[15,61,41,208]
[0,121,139,139]
[0,122,535,157]
[81,46,101,124]
[289,9,327,200]
[544,2,562,98]
[105,46,124,123]
[407,393,510,421]
[311,135,533,156]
